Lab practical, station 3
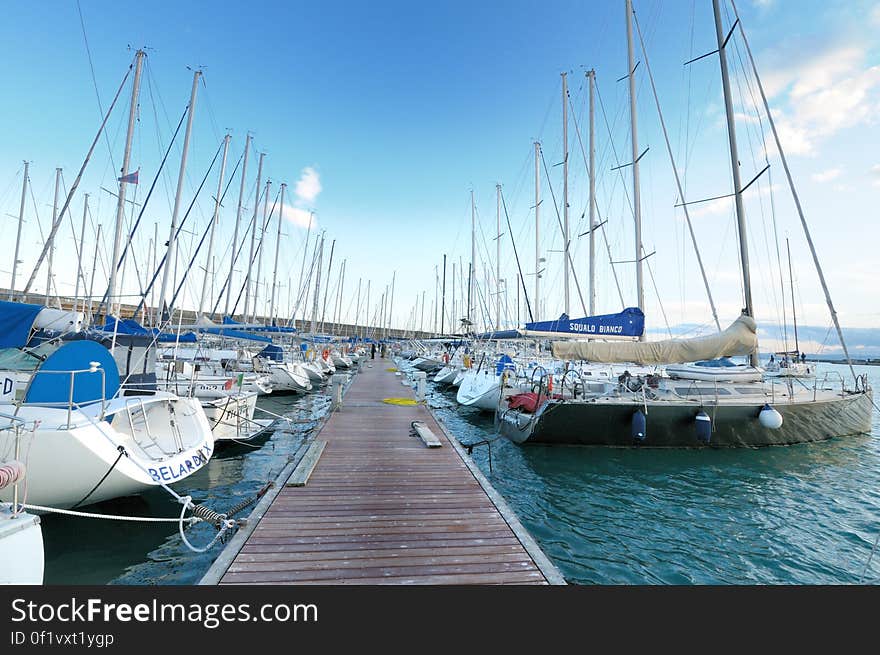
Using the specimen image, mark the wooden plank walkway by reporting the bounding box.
[203,357,564,585]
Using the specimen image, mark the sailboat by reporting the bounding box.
[496,0,873,447]
[765,238,813,378]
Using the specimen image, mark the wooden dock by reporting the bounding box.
[201,358,564,585]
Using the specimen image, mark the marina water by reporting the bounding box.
[40,362,880,585]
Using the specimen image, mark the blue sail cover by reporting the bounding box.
[99,317,197,343]
[0,300,43,348]
[524,307,644,338]
[197,327,271,343]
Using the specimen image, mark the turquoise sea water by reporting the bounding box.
[37,362,880,585]
[430,362,880,584]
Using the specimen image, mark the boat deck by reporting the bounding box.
[200,357,563,585]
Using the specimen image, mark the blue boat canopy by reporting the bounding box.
[258,344,284,361]
[0,300,44,348]
[99,317,198,343]
[523,307,644,339]
[197,327,271,343]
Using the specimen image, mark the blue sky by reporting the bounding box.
[0,0,878,350]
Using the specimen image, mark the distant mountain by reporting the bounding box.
[646,323,880,358]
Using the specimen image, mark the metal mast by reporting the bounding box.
[73,194,89,318]
[320,238,335,332]
[495,184,501,329]
[625,0,645,332]
[108,49,145,316]
[242,152,264,322]
[46,167,62,305]
[158,69,201,321]
[269,182,286,323]
[310,232,324,333]
[10,161,28,300]
[534,141,541,321]
[252,179,271,322]
[561,72,570,314]
[587,70,597,315]
[712,0,757,365]
[469,190,475,328]
[199,133,231,317]
[225,134,250,318]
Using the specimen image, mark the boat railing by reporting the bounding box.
[16,366,109,428]
[123,396,176,457]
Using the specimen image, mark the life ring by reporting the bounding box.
[322,348,330,361]
[443,353,450,364]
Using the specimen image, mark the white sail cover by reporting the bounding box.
[551,314,758,364]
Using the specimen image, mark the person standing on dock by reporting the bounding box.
[371,342,376,359]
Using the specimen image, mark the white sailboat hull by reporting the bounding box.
[0,395,214,509]
[0,509,43,584]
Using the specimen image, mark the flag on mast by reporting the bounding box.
[118,169,139,184]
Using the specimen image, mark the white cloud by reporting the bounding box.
[294,167,322,204]
[762,44,880,157]
[812,167,842,183]
[279,203,317,230]
[871,163,880,187]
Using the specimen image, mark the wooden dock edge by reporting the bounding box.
[199,369,358,586]
[425,406,567,585]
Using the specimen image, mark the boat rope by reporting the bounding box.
[177,496,235,553]
[10,502,199,524]
[71,446,126,510]
[0,460,26,489]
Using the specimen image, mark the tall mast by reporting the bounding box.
[469,190,475,328]
[562,72,570,315]
[269,182,286,323]
[295,211,313,324]
[88,224,102,321]
[364,279,370,338]
[46,167,62,305]
[199,133,231,317]
[73,193,89,319]
[787,238,799,354]
[320,238,335,332]
[243,152,264,322]
[108,49,145,317]
[450,262,456,333]
[626,0,645,333]
[150,222,157,322]
[587,69,597,316]
[310,232,324,333]
[712,0,756,365]
[334,259,346,330]
[388,270,396,339]
[355,277,362,335]
[433,265,439,335]
[534,141,541,321]
[10,161,28,300]
[158,68,201,322]
[252,179,271,322]
[495,184,501,329]
[441,254,447,334]
[225,134,250,317]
